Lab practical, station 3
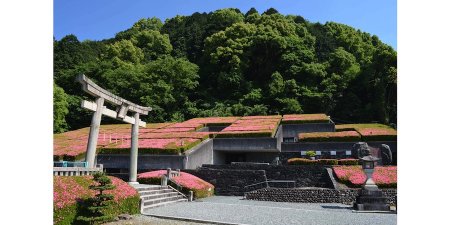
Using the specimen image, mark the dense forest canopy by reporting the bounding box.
[53,8,397,133]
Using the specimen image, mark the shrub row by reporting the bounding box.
[98,147,180,155]
[337,159,360,165]
[287,158,359,165]
[282,114,330,124]
[298,131,361,142]
[214,131,274,138]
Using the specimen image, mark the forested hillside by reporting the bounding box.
[53,8,396,133]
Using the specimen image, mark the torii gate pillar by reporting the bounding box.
[129,112,140,184]
[77,74,151,184]
[85,97,104,168]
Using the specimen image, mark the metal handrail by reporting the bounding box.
[166,183,188,199]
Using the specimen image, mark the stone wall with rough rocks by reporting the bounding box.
[245,188,397,205]
[183,168,267,196]
[201,164,334,189]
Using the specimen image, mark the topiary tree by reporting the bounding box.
[77,172,116,224]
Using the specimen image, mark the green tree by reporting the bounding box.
[53,8,397,128]
[105,40,144,65]
[77,172,116,224]
[115,17,163,40]
[130,30,173,60]
[53,83,69,133]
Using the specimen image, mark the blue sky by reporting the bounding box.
[54,0,397,49]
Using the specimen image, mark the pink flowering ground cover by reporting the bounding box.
[144,122,174,129]
[332,166,397,188]
[357,128,397,141]
[334,124,397,141]
[298,131,361,142]
[282,114,330,124]
[138,170,214,198]
[185,116,240,126]
[166,122,205,130]
[217,116,281,138]
[53,176,139,225]
[139,132,210,140]
[150,127,196,133]
[99,138,203,154]
[239,115,282,120]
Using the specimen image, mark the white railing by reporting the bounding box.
[53,164,103,176]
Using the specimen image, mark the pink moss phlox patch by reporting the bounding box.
[138,170,214,190]
[332,166,397,186]
[53,176,138,210]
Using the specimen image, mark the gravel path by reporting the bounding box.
[104,214,213,225]
[143,196,397,225]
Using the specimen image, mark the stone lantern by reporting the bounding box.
[353,155,390,211]
[361,155,379,191]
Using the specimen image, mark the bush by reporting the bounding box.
[338,159,359,165]
[305,151,316,157]
[53,176,139,225]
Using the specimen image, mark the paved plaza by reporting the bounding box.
[143,196,396,225]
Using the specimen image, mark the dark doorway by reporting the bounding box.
[225,153,246,164]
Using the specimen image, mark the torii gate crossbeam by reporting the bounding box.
[76,74,152,184]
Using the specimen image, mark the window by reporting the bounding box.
[283,137,296,143]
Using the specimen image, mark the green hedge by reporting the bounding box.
[338,159,360,165]
[99,139,203,155]
[298,131,361,142]
[288,158,354,165]
[316,159,338,165]
[204,123,233,127]
[361,135,397,142]
[287,158,315,165]
[54,195,140,225]
[215,131,274,138]
[99,147,180,155]
[281,119,330,124]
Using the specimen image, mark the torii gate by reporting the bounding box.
[76,74,152,184]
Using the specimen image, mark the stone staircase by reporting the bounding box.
[132,184,188,212]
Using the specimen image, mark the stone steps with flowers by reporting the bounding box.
[131,184,188,212]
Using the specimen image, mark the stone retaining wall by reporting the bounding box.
[245,188,397,205]
[201,164,334,189]
[183,168,267,196]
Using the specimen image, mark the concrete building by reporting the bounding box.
[53,114,397,174]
